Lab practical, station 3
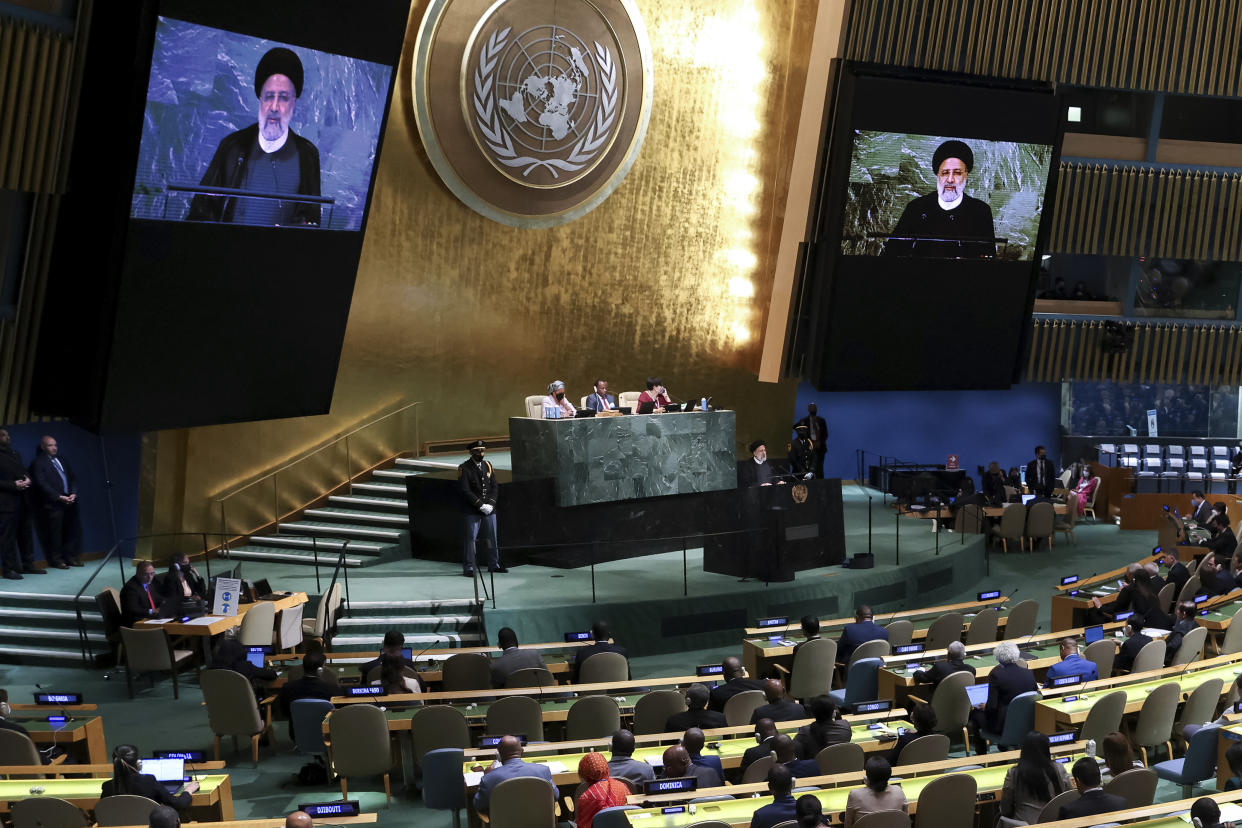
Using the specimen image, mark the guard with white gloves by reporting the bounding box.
[458,439,506,577]
[788,424,816,481]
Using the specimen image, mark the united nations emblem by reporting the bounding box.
[413,0,653,227]
[791,484,809,504]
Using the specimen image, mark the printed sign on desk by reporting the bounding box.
[212,578,242,616]
[946,454,960,470]
[1147,409,1158,437]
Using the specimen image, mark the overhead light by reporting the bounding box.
[1067,106,1082,123]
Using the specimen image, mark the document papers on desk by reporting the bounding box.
[183,616,224,626]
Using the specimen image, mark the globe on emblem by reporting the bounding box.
[495,26,597,152]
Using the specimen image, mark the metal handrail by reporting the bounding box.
[73,532,223,664]
[213,400,423,543]
[321,540,351,641]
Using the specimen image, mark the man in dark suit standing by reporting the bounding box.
[708,656,766,712]
[0,428,40,580]
[838,605,889,664]
[793,403,828,479]
[912,640,976,689]
[1060,758,1125,819]
[571,620,628,682]
[1190,490,1213,526]
[1025,445,1057,500]
[28,435,82,568]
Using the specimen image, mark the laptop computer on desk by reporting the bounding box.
[141,757,187,794]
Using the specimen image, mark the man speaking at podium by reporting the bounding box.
[884,139,995,259]
[187,47,322,227]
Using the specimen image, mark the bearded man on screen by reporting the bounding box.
[884,139,996,259]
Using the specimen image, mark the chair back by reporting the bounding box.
[997,504,1027,540]
[883,621,913,648]
[237,600,275,647]
[915,772,976,826]
[290,698,335,755]
[593,807,638,828]
[848,639,891,669]
[1170,627,1207,666]
[1081,690,1128,743]
[442,653,492,691]
[276,603,305,650]
[1130,639,1167,674]
[924,612,963,651]
[722,689,766,727]
[411,705,471,763]
[579,652,629,684]
[1133,682,1179,749]
[1084,477,1101,510]
[1084,639,1117,680]
[1059,494,1079,529]
[1156,582,1176,612]
[851,813,909,828]
[1003,600,1039,640]
[488,775,557,828]
[964,607,1000,645]
[1102,767,1158,809]
[93,796,159,827]
[895,734,949,766]
[11,797,88,828]
[633,689,687,735]
[1035,789,1081,823]
[1177,678,1222,737]
[991,691,1038,749]
[328,704,394,777]
[566,695,621,740]
[930,671,973,733]
[421,747,466,811]
[741,754,776,784]
[1026,501,1056,540]
[842,657,882,707]
[95,588,123,643]
[1177,574,1202,604]
[486,696,545,743]
[118,626,174,671]
[789,637,837,700]
[505,667,555,689]
[1177,724,1222,784]
[955,504,986,534]
[1222,606,1242,655]
[524,395,544,418]
[816,741,865,774]
[617,391,641,410]
[0,729,43,765]
[200,668,263,736]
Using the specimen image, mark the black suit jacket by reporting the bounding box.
[983,662,1037,733]
[458,458,498,510]
[793,415,828,448]
[120,575,166,626]
[709,676,766,712]
[1116,632,1152,672]
[750,698,807,724]
[101,773,192,810]
[160,566,207,601]
[572,641,629,682]
[0,446,29,513]
[740,736,776,772]
[1059,789,1126,820]
[913,658,975,688]
[29,452,75,509]
[1166,562,1190,597]
[737,459,783,488]
[665,708,728,732]
[0,717,30,737]
[1192,500,1214,526]
[186,124,321,226]
[1025,457,1057,497]
[1208,528,1238,563]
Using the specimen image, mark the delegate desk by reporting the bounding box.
[742,596,1013,679]
[137,593,308,661]
[1034,651,1242,734]
[1040,789,1242,828]
[10,714,107,765]
[1050,552,1182,630]
[0,774,233,821]
[330,675,708,709]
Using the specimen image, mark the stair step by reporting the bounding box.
[337,614,479,627]
[0,591,97,605]
[226,548,367,567]
[303,508,409,526]
[245,535,388,553]
[395,458,460,471]
[0,627,107,644]
[351,482,408,495]
[0,606,102,625]
[0,645,93,662]
[371,469,420,480]
[279,522,403,540]
[349,599,480,611]
[328,495,408,510]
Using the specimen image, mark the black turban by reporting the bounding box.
[254,47,304,98]
[749,440,766,454]
[932,139,974,173]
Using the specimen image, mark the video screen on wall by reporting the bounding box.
[131,17,392,231]
[796,64,1063,391]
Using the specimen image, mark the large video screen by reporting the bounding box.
[132,17,391,231]
[843,131,1053,260]
[793,65,1063,391]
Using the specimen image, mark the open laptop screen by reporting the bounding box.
[141,757,185,782]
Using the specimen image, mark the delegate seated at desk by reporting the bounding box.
[738,440,786,488]
[102,744,198,809]
[490,626,547,688]
[637,376,672,413]
[160,553,207,602]
[121,559,168,626]
[584,379,616,413]
[470,735,555,816]
[541,380,577,419]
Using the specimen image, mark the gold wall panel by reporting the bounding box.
[845,0,1242,97]
[143,0,816,539]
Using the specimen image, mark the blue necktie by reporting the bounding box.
[52,458,68,493]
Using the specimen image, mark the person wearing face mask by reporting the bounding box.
[161,553,207,602]
[458,440,505,577]
[541,380,577,419]
[637,376,673,413]
[187,48,321,226]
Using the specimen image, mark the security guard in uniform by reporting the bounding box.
[788,424,815,480]
[458,440,506,577]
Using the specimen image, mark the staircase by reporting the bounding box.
[0,592,104,665]
[330,598,486,653]
[226,458,457,568]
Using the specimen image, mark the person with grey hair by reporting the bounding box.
[968,640,1036,754]
[541,380,577,419]
[912,640,975,688]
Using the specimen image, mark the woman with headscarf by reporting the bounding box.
[541,380,577,419]
[575,752,630,828]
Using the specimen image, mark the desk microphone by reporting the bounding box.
[34,684,72,722]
